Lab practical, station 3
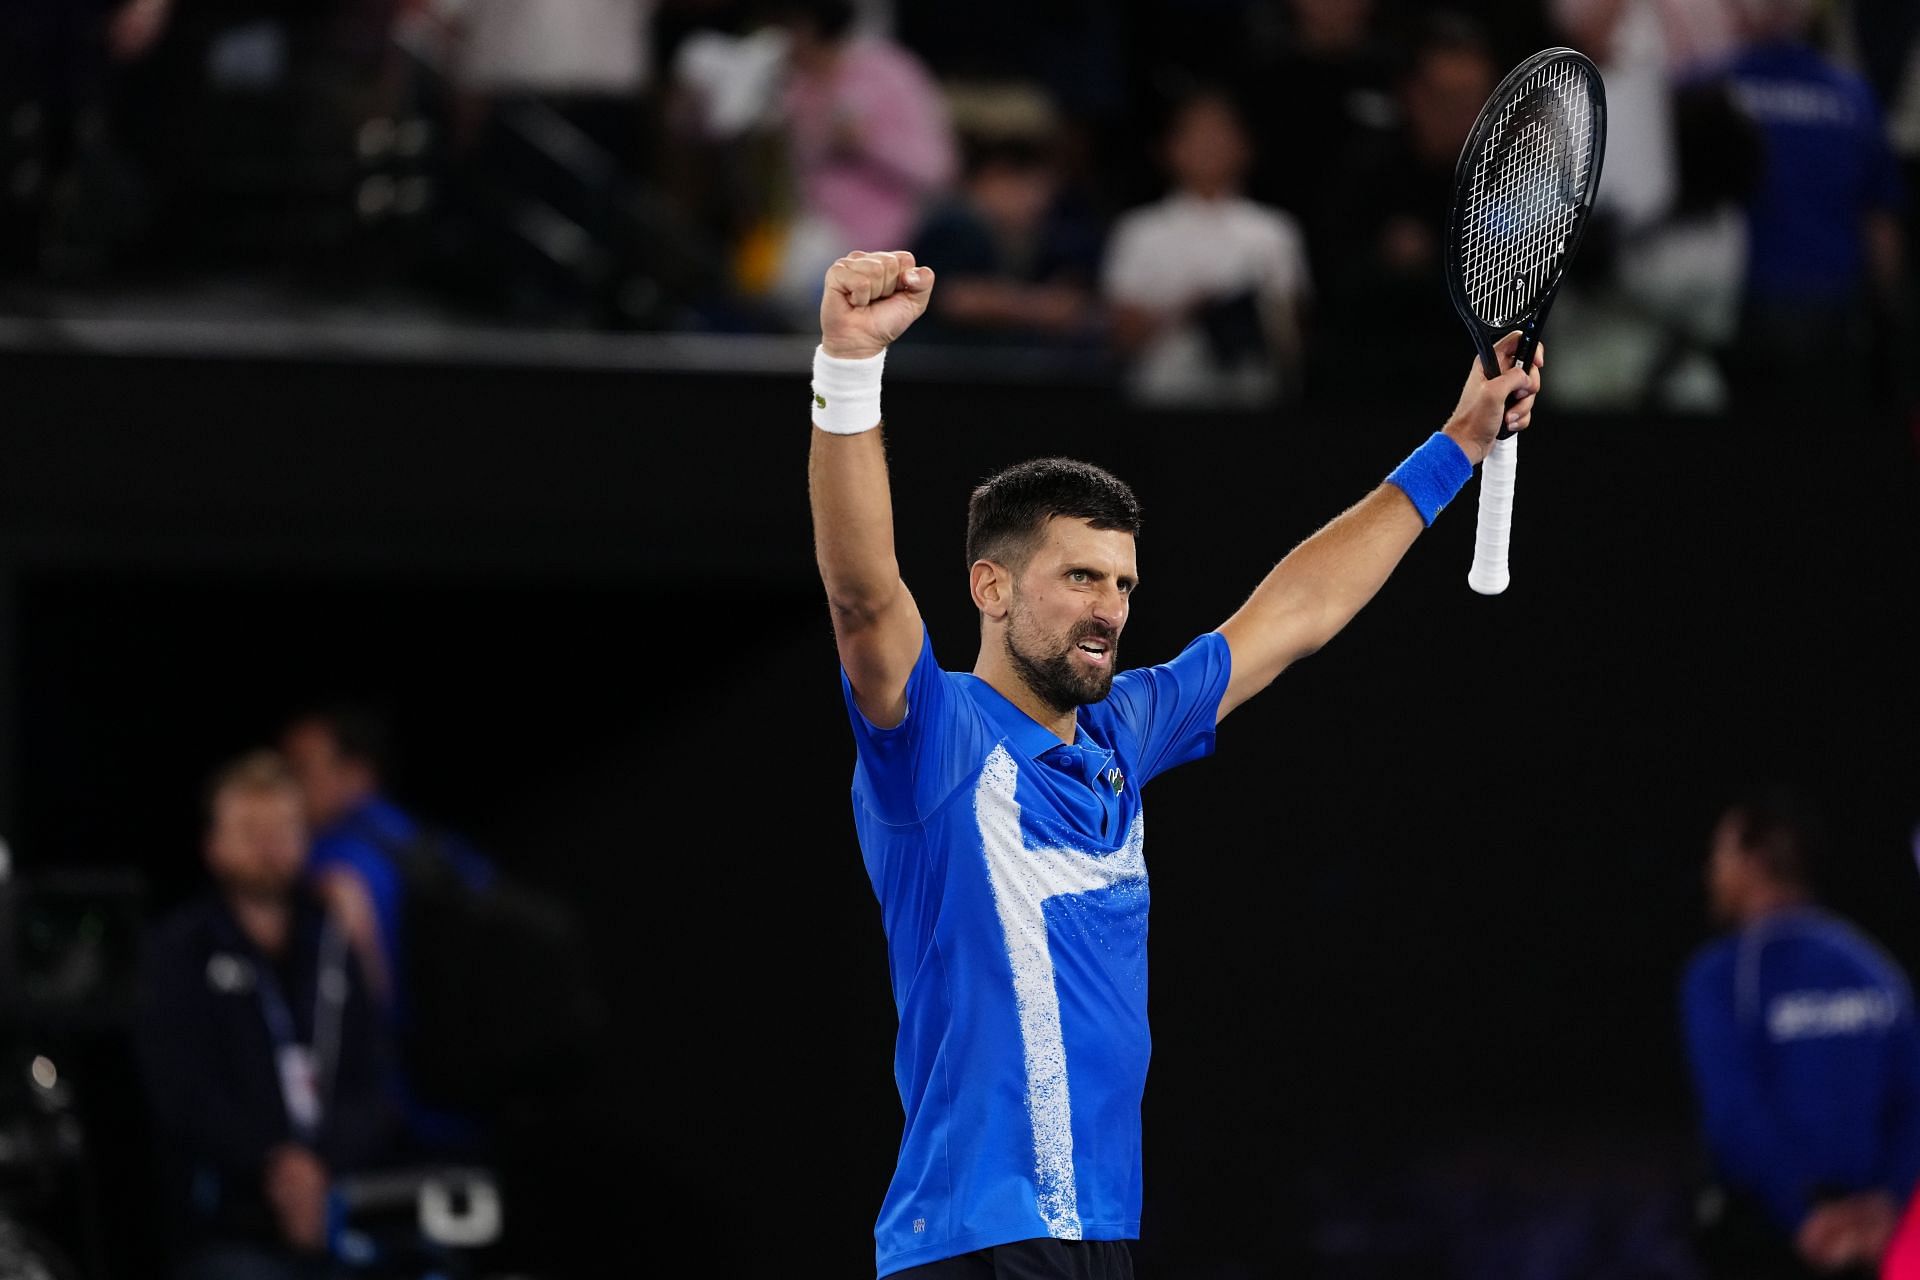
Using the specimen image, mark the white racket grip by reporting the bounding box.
[1467,434,1518,595]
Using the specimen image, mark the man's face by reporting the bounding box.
[282,721,351,830]
[1003,518,1137,715]
[206,785,308,899]
[1706,816,1749,925]
[1167,98,1251,195]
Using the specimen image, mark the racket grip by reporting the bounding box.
[1467,434,1518,595]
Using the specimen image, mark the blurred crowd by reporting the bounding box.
[0,709,604,1280]
[11,731,1920,1280]
[0,0,1914,415]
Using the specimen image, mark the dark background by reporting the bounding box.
[2,345,1917,1274]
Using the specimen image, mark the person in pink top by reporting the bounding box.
[771,1,958,318]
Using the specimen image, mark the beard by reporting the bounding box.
[1005,607,1119,716]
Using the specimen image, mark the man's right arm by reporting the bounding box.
[809,250,937,729]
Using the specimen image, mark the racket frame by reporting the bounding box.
[1442,46,1608,396]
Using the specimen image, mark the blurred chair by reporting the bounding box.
[330,1164,502,1278]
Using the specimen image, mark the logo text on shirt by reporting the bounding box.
[1767,988,1898,1041]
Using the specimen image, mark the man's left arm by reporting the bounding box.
[1214,332,1540,722]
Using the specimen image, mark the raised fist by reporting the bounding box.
[820,250,936,361]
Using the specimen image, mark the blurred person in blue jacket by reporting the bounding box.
[135,751,394,1280]
[281,705,492,1157]
[1716,0,1907,404]
[1682,789,1920,1279]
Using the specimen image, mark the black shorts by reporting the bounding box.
[890,1238,1135,1280]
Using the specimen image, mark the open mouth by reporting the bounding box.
[1074,640,1111,666]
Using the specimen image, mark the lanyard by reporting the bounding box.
[252,920,350,1142]
[254,958,301,1050]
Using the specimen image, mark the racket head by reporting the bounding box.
[1444,47,1607,377]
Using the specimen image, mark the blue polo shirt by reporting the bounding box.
[1718,42,1905,302]
[844,627,1233,1276]
[1681,906,1920,1232]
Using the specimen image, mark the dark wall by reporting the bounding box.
[2,348,1918,1275]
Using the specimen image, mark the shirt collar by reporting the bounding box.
[960,674,1091,760]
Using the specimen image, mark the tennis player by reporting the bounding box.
[811,249,1541,1279]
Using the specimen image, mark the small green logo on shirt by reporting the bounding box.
[813,392,827,409]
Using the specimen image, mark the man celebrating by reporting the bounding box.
[809,249,1540,1278]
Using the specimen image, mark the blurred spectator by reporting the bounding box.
[907,85,1104,348]
[281,706,492,1157]
[1545,0,1763,412]
[763,0,957,321]
[1102,87,1311,408]
[1682,790,1920,1280]
[658,8,791,328]
[1317,14,1498,402]
[1236,0,1397,284]
[135,751,393,1280]
[1715,0,1907,407]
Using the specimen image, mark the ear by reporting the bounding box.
[970,559,1012,621]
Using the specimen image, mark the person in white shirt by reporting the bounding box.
[1102,89,1311,409]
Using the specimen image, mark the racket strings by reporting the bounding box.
[1458,59,1598,327]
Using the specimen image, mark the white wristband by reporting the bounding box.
[811,346,885,435]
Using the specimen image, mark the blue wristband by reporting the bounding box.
[1386,432,1474,526]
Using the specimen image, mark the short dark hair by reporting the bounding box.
[1721,787,1826,889]
[288,703,392,778]
[1157,83,1247,146]
[965,458,1141,570]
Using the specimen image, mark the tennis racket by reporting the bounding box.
[1444,47,1607,595]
